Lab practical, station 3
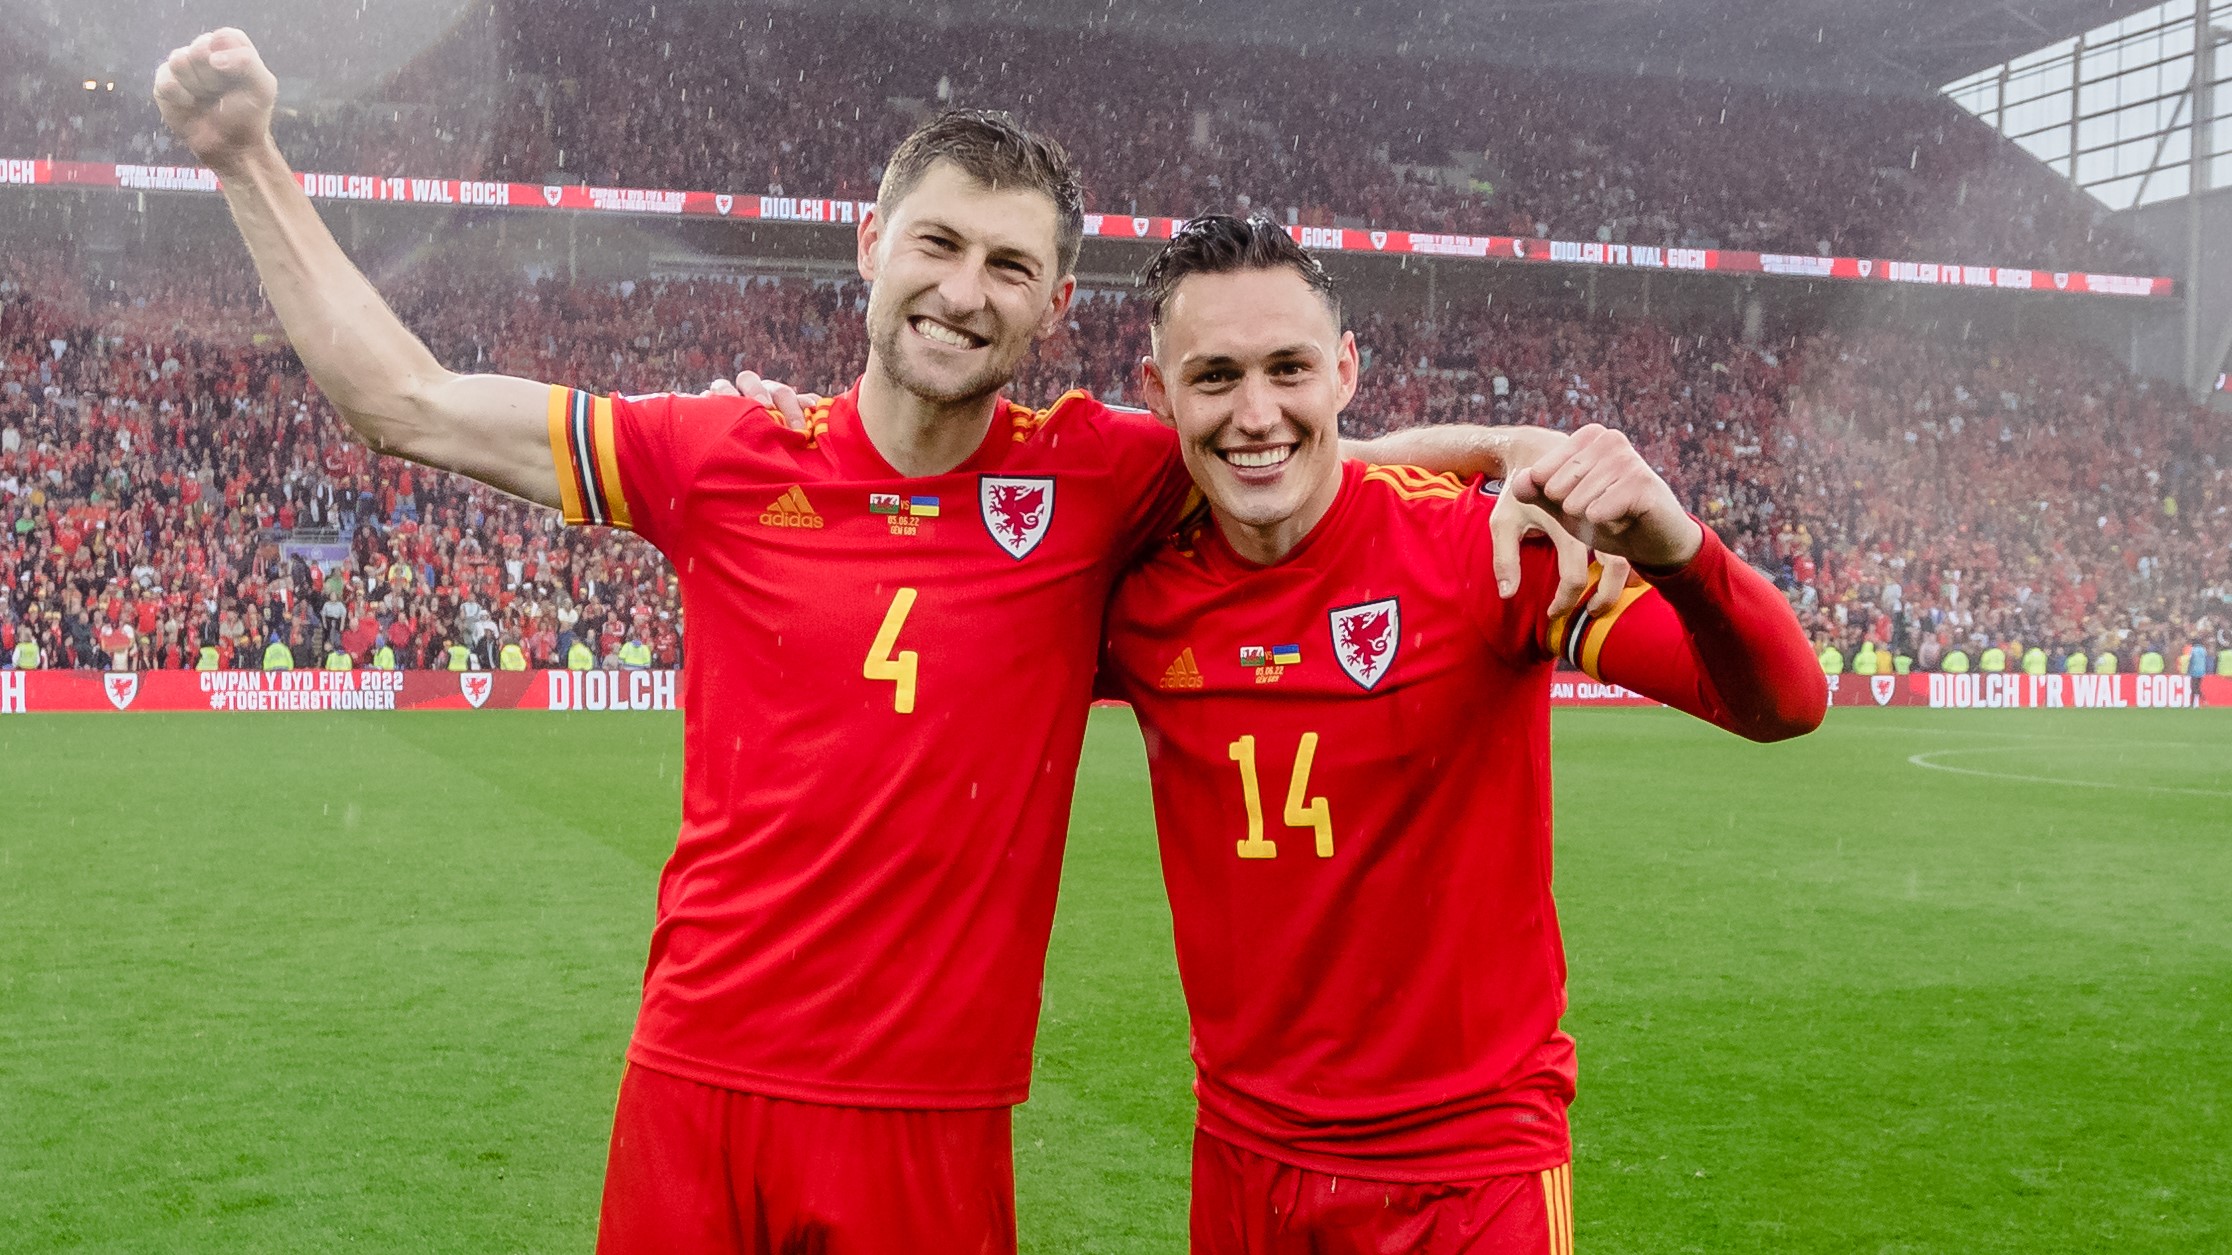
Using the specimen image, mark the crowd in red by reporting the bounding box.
[4,5,2155,273]
[1,246,2224,675]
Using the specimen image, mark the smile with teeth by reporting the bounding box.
[910,316,986,349]
[1221,446,1294,470]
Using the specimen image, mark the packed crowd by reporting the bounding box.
[2,4,2155,273]
[1,246,2224,675]
[1340,310,2230,673]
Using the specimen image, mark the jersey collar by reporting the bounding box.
[821,379,1014,481]
[1195,459,1364,580]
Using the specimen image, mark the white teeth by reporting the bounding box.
[912,317,978,348]
[1224,447,1292,469]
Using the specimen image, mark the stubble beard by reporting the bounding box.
[868,303,1017,408]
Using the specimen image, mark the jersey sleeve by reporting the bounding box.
[1544,523,1827,741]
[546,386,749,558]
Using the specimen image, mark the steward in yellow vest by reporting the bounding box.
[1942,650,1970,674]
[262,640,294,670]
[1852,644,1878,676]
[2094,651,2119,675]
[2064,652,2089,675]
[324,649,353,671]
[1979,647,2007,673]
[445,642,473,671]
[196,644,220,670]
[567,640,596,671]
[618,638,654,669]
[371,644,397,670]
[498,642,528,671]
[2021,648,2046,676]
[2138,651,2165,674]
[12,638,39,669]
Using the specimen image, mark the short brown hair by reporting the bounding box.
[1138,213,1340,327]
[878,110,1085,275]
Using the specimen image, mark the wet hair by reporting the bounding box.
[877,109,1085,274]
[1138,213,1340,327]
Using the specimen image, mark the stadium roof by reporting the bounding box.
[872,0,2175,93]
[36,0,2171,97]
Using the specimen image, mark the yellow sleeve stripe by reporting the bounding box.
[547,385,587,524]
[591,395,632,529]
[547,386,633,529]
[1578,579,1653,678]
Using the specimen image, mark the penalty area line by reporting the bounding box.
[1905,747,2232,798]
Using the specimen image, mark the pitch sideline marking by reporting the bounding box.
[1906,746,2232,798]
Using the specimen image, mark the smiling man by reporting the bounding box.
[152,30,1604,1255]
[1098,216,1828,1253]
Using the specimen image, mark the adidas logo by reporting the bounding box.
[759,485,825,529]
[1159,647,1204,690]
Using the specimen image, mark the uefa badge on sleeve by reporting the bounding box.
[1328,598,1400,691]
[979,476,1054,560]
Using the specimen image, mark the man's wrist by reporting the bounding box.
[1631,515,1707,577]
[1491,426,1563,479]
[208,136,287,186]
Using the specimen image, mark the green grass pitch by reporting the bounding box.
[1,707,2227,1252]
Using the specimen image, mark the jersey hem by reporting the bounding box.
[625,1043,1027,1111]
[1194,1115,1573,1185]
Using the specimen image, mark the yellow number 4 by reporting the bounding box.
[1228,732,1333,859]
[865,587,919,713]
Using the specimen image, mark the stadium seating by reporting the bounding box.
[1,9,2157,273]
[1,246,2224,673]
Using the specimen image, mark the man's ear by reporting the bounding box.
[857,208,882,282]
[1035,274,1078,338]
[1335,330,1360,411]
[1137,354,1175,427]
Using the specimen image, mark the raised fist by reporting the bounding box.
[152,28,278,173]
[1504,423,1703,570]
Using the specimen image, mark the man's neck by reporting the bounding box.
[1214,466,1343,567]
[856,358,999,478]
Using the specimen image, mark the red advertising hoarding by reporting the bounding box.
[2,669,2220,715]
[0,158,2175,300]
[0,668,676,714]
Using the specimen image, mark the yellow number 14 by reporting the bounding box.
[1227,732,1333,859]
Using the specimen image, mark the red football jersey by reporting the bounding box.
[1101,460,1822,1181]
[548,381,1191,1108]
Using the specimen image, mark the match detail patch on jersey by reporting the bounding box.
[760,486,826,529]
[547,386,633,529]
[1159,647,1205,691]
[1329,597,1401,690]
[980,476,1054,560]
[872,492,938,535]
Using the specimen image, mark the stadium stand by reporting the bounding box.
[1,243,2224,675]
[0,6,2157,273]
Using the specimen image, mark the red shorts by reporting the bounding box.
[1190,1130,1575,1255]
[596,1063,1016,1255]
